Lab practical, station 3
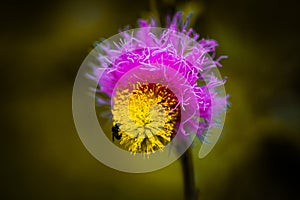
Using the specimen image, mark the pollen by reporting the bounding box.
[112,82,180,154]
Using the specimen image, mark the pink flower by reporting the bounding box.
[93,12,228,155]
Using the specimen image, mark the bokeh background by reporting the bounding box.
[1,0,299,199]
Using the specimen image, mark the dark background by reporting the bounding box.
[1,0,299,199]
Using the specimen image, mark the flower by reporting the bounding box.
[93,12,228,155]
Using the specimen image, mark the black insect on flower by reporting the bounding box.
[112,123,122,142]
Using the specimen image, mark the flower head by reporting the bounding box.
[93,12,228,156]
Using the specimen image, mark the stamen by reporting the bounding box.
[112,82,180,154]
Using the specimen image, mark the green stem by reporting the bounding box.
[181,147,198,200]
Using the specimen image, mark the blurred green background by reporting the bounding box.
[1,0,299,199]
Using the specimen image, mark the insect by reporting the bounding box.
[112,123,122,142]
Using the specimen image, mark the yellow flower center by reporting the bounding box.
[112,82,180,154]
